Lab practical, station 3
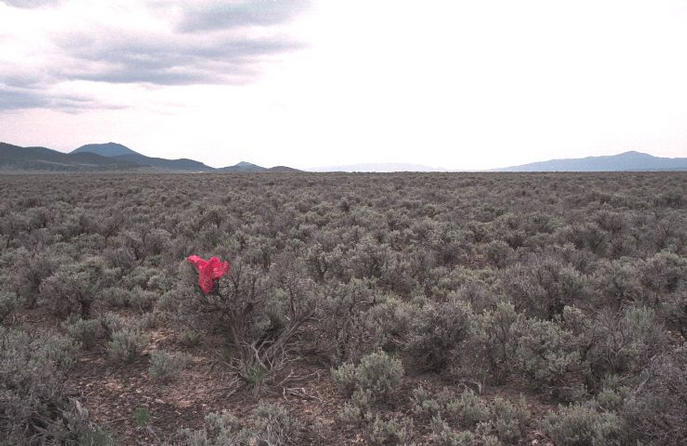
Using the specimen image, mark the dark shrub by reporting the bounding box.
[407,298,473,372]
[542,402,624,446]
[622,346,687,445]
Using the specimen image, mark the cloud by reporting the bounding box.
[0,85,125,112]
[176,0,311,33]
[1,0,62,8]
[55,30,303,85]
[0,1,309,111]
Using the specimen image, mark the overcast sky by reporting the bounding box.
[1,0,687,170]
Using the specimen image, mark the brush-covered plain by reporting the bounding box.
[1,172,686,445]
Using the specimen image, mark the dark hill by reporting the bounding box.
[0,142,141,171]
[268,166,301,172]
[496,151,687,172]
[72,142,214,171]
[72,142,138,157]
[2,141,301,172]
[112,153,215,172]
[219,161,268,172]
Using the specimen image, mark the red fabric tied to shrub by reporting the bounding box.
[187,255,229,295]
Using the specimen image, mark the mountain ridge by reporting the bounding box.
[494,151,687,172]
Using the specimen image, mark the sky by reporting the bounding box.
[1,0,687,170]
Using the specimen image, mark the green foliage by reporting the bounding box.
[39,256,111,318]
[63,317,106,349]
[513,315,587,400]
[407,298,473,372]
[132,406,151,427]
[0,327,83,444]
[244,403,302,446]
[0,290,17,323]
[3,171,687,444]
[622,346,687,445]
[148,350,190,382]
[106,327,149,363]
[178,411,241,446]
[369,414,413,445]
[542,403,624,446]
[333,351,404,403]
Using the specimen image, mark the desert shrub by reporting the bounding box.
[407,298,473,372]
[314,278,376,363]
[106,327,149,363]
[584,306,666,384]
[333,351,404,404]
[640,251,687,295]
[11,248,59,308]
[178,411,241,446]
[489,397,529,444]
[429,417,478,446]
[359,296,414,354]
[337,388,373,426]
[484,240,514,268]
[594,376,630,412]
[542,403,624,446]
[177,329,202,347]
[332,362,358,397]
[0,290,17,323]
[63,317,106,349]
[127,286,157,312]
[175,258,316,381]
[369,414,413,445]
[100,286,132,308]
[500,255,590,319]
[561,222,609,256]
[473,302,523,384]
[148,350,190,382]
[513,316,587,400]
[39,257,112,318]
[0,327,81,444]
[411,385,526,442]
[243,403,302,446]
[444,389,490,429]
[621,346,687,445]
[662,290,687,338]
[591,258,643,307]
[410,385,444,419]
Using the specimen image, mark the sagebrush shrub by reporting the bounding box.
[39,257,112,318]
[0,327,79,443]
[407,298,473,372]
[0,290,17,323]
[622,346,687,445]
[148,350,190,382]
[107,327,149,363]
[244,403,302,446]
[542,403,624,446]
[513,316,587,400]
[63,317,106,349]
[333,351,404,404]
[369,414,412,445]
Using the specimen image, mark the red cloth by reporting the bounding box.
[187,255,229,295]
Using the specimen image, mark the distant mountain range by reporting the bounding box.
[494,151,687,172]
[311,163,446,172]
[0,141,299,172]
[2,142,685,173]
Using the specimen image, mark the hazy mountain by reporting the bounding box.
[219,161,267,172]
[112,153,214,171]
[71,142,214,171]
[495,151,687,172]
[268,166,301,172]
[311,163,446,172]
[0,142,141,171]
[72,142,138,157]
